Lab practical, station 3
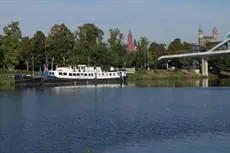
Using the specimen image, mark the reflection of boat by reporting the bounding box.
[54,84,125,89]
[15,65,128,87]
[52,84,125,95]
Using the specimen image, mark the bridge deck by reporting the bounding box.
[157,50,230,61]
[158,37,230,61]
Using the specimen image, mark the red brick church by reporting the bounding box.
[127,29,137,52]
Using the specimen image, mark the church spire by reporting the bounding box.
[212,26,218,40]
[198,25,204,39]
[198,25,203,34]
[213,26,218,35]
[127,29,136,52]
[128,29,132,37]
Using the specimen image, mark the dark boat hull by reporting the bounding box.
[14,74,128,87]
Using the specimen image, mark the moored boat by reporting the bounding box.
[15,65,128,87]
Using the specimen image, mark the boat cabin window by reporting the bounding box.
[77,73,80,76]
[81,73,83,76]
[63,73,67,76]
[84,73,87,76]
[69,73,73,76]
[113,73,115,76]
[109,73,112,76]
[73,73,76,76]
[102,73,104,76]
[59,72,63,75]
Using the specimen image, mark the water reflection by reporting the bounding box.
[2,78,230,92]
[52,84,125,95]
[49,80,210,95]
[128,79,207,88]
[202,79,209,88]
[128,78,230,88]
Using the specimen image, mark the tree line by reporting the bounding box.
[0,21,229,71]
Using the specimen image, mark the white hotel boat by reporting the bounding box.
[48,65,127,80]
[15,65,128,87]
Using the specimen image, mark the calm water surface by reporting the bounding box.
[1,80,230,153]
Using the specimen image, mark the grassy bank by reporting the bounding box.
[128,69,215,81]
[0,69,37,88]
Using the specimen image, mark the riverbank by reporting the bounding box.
[127,69,218,81]
[0,68,219,88]
[0,69,36,88]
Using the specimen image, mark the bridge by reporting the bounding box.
[157,38,230,77]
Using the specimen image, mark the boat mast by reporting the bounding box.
[51,57,54,70]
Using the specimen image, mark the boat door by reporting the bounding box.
[95,72,97,79]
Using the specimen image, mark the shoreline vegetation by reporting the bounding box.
[127,69,219,81]
[1,21,230,81]
[128,69,204,81]
[0,21,229,90]
[0,68,218,88]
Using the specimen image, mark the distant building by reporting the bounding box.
[198,26,218,47]
[227,33,230,38]
[127,29,137,52]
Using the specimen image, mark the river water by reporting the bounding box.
[1,79,230,153]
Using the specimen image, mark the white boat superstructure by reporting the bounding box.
[47,65,128,80]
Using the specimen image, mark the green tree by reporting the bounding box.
[107,28,127,67]
[0,34,3,67]
[90,42,108,66]
[136,37,149,69]
[135,50,145,69]
[76,23,104,65]
[77,23,104,45]
[108,28,123,47]
[19,37,32,70]
[1,21,22,70]
[168,38,182,54]
[46,24,75,66]
[206,42,230,71]
[167,38,193,67]
[30,31,46,69]
[168,38,192,54]
[125,52,136,67]
[149,42,167,65]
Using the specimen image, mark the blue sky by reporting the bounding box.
[0,0,229,44]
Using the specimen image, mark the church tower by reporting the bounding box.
[198,26,218,47]
[198,26,204,39]
[198,26,204,46]
[212,26,218,41]
[127,29,134,52]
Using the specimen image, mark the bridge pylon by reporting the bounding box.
[201,57,208,77]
